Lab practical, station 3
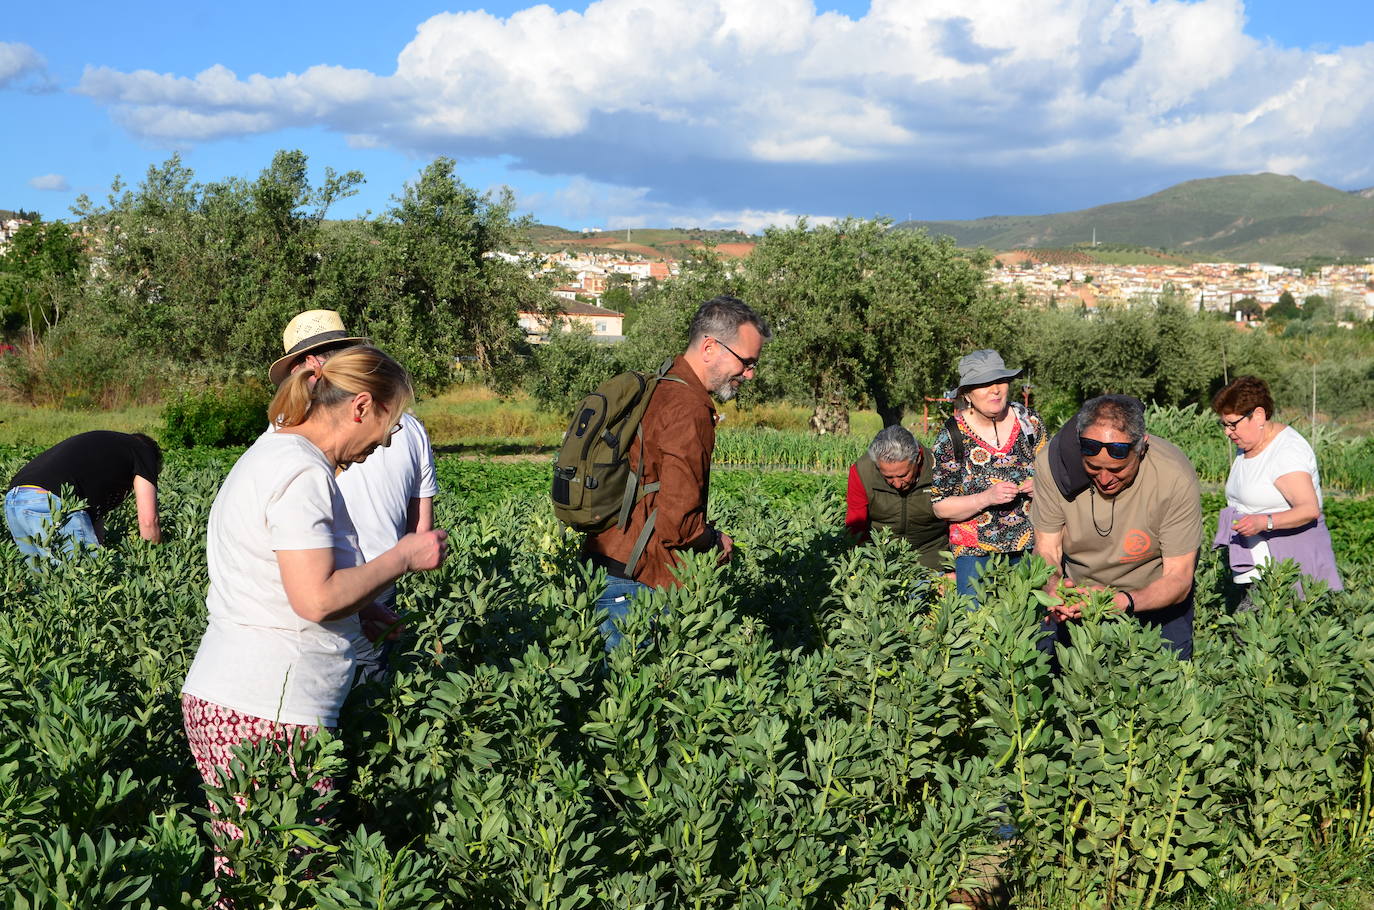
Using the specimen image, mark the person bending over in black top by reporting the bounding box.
[4,431,162,565]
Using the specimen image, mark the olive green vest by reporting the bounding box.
[855,453,947,569]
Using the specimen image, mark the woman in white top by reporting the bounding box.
[181,346,447,864]
[1213,375,1340,604]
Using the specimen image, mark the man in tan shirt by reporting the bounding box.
[584,295,770,647]
[1031,395,1203,658]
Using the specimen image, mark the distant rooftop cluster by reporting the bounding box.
[990,258,1374,323]
[513,249,682,343]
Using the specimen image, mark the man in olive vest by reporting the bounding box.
[846,425,948,570]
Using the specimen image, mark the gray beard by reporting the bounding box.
[712,377,739,402]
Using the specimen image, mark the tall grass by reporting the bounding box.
[0,402,164,447]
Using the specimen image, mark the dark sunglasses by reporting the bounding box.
[1079,438,1135,459]
[710,336,759,371]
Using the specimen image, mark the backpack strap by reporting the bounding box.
[944,414,966,468]
[618,360,693,577]
[624,509,658,579]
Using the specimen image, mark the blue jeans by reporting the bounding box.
[594,575,650,651]
[3,487,101,568]
[955,552,1024,605]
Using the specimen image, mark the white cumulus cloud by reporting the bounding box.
[28,174,71,192]
[0,42,54,92]
[73,0,1374,217]
[521,175,836,232]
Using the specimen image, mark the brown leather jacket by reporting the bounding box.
[583,355,719,588]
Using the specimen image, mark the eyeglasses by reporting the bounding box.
[1079,437,1135,459]
[1217,409,1256,431]
[710,336,758,371]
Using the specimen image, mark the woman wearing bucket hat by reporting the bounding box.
[931,349,1046,603]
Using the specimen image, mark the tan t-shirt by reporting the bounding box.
[1030,436,1202,591]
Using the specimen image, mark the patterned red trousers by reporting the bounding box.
[181,694,335,877]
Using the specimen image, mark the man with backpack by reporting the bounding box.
[569,295,770,647]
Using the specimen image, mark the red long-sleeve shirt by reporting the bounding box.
[845,463,873,542]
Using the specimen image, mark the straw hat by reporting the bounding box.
[268,310,369,386]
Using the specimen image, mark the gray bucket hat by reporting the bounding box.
[948,349,1022,398]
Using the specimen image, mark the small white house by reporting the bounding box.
[518,300,626,343]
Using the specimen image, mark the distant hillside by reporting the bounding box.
[997,245,1195,267]
[523,225,755,259]
[899,174,1374,262]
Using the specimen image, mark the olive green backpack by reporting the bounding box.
[552,358,684,575]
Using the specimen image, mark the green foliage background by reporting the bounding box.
[2,449,1374,907]
[160,382,272,449]
[3,151,1373,445]
[1,152,551,406]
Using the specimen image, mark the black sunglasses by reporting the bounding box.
[710,336,758,370]
[1080,437,1135,459]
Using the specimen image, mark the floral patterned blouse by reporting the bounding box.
[930,404,1046,557]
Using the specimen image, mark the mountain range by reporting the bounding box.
[897,173,1374,263]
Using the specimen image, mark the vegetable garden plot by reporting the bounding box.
[1,451,1373,908]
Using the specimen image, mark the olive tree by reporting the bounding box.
[373,157,554,390]
[741,218,1015,434]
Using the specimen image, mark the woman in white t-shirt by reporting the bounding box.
[180,346,447,865]
[1213,375,1339,605]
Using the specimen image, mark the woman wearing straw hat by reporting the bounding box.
[931,349,1046,603]
[180,345,448,874]
[270,310,440,684]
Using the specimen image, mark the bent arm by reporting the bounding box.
[133,475,161,543]
[651,399,717,553]
[1271,471,1322,528]
[1113,551,1196,614]
[1033,527,1065,594]
[406,496,434,535]
[657,449,715,550]
[277,531,446,623]
[932,491,992,521]
[845,465,870,540]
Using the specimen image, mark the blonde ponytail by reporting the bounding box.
[269,369,317,428]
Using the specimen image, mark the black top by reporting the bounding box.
[9,431,161,533]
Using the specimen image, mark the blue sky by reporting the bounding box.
[4,0,1373,232]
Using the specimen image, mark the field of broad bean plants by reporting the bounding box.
[2,448,1374,909]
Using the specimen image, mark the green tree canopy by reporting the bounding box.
[11,151,551,403]
[1268,291,1300,320]
[372,157,552,390]
[740,218,1014,433]
[1016,292,1271,413]
[0,218,85,339]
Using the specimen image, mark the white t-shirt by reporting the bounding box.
[1224,426,1323,583]
[182,432,364,726]
[335,413,438,561]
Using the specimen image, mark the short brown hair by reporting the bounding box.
[1212,376,1274,420]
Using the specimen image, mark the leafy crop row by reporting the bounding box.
[1,450,1372,907]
